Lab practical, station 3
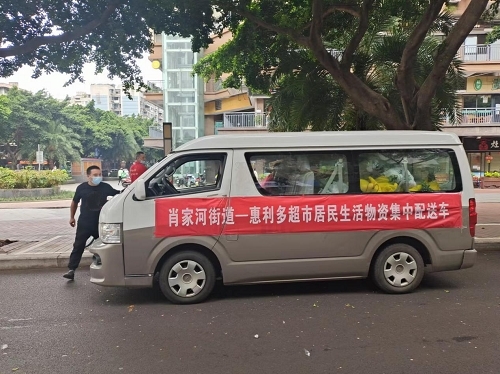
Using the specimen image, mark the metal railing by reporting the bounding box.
[146,80,164,93]
[443,108,500,126]
[223,112,269,128]
[149,126,163,138]
[457,44,500,62]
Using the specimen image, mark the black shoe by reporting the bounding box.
[63,270,75,280]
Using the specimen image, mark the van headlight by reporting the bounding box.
[99,223,121,244]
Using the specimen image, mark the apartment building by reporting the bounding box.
[441,0,500,176]
[145,31,269,150]
[0,82,18,95]
[70,84,164,125]
[70,91,92,107]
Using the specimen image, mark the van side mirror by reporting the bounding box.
[134,179,146,201]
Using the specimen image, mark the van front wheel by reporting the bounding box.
[159,251,216,304]
[371,243,424,294]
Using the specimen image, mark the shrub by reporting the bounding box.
[0,167,70,189]
[485,171,500,178]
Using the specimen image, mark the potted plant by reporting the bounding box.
[482,171,500,189]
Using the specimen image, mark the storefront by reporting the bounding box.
[461,137,500,186]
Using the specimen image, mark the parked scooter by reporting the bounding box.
[121,176,132,188]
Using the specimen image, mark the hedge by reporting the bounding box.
[0,167,70,189]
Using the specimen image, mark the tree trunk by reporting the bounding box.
[313,48,411,130]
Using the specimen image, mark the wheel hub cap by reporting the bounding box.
[383,252,418,287]
[168,260,206,298]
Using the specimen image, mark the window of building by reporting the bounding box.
[215,100,222,110]
[167,91,195,103]
[357,149,460,193]
[246,152,349,196]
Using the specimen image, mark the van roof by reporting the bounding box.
[173,131,462,152]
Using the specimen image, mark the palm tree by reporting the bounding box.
[267,14,464,132]
[40,120,82,169]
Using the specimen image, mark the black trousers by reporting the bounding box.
[68,224,99,270]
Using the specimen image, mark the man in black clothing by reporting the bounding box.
[63,166,120,280]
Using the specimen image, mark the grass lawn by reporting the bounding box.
[0,190,74,202]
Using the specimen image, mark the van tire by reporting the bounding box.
[371,243,424,294]
[159,251,216,304]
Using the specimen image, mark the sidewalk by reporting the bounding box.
[0,199,70,209]
[1,188,500,270]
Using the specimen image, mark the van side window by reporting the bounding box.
[357,149,461,193]
[146,154,226,198]
[246,152,349,196]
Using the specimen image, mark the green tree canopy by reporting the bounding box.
[189,0,495,130]
[0,88,154,168]
[1,0,498,129]
[0,0,212,91]
[262,17,464,131]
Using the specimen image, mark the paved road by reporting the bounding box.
[1,252,500,374]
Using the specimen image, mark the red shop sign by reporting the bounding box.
[154,194,463,237]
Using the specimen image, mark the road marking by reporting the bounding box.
[7,318,33,322]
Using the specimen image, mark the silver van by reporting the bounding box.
[89,131,477,304]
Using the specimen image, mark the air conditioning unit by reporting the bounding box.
[448,0,460,3]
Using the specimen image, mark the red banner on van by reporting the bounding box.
[154,193,463,237]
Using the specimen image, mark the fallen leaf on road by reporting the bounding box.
[1,344,7,350]
[254,334,259,339]
[128,305,135,313]
[313,303,318,307]
[304,349,311,357]
[444,290,450,293]
[12,369,19,372]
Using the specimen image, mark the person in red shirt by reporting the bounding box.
[129,151,148,182]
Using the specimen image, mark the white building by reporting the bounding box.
[0,82,18,95]
[69,91,92,106]
[70,84,164,125]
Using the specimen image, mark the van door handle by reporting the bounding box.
[207,194,226,197]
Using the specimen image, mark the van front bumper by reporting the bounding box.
[89,239,126,287]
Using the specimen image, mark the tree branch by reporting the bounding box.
[310,0,324,45]
[341,0,375,69]
[329,5,360,18]
[415,0,490,126]
[0,1,120,58]
[396,0,445,124]
[235,8,309,47]
[238,1,409,130]
[302,4,360,32]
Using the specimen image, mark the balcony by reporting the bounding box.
[223,112,268,128]
[144,81,164,106]
[146,80,164,93]
[149,126,163,138]
[442,108,500,126]
[457,44,500,62]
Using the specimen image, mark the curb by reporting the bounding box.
[0,253,92,271]
[475,238,500,251]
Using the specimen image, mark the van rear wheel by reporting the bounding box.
[371,243,424,294]
[159,251,216,304]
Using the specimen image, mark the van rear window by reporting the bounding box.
[357,149,461,193]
